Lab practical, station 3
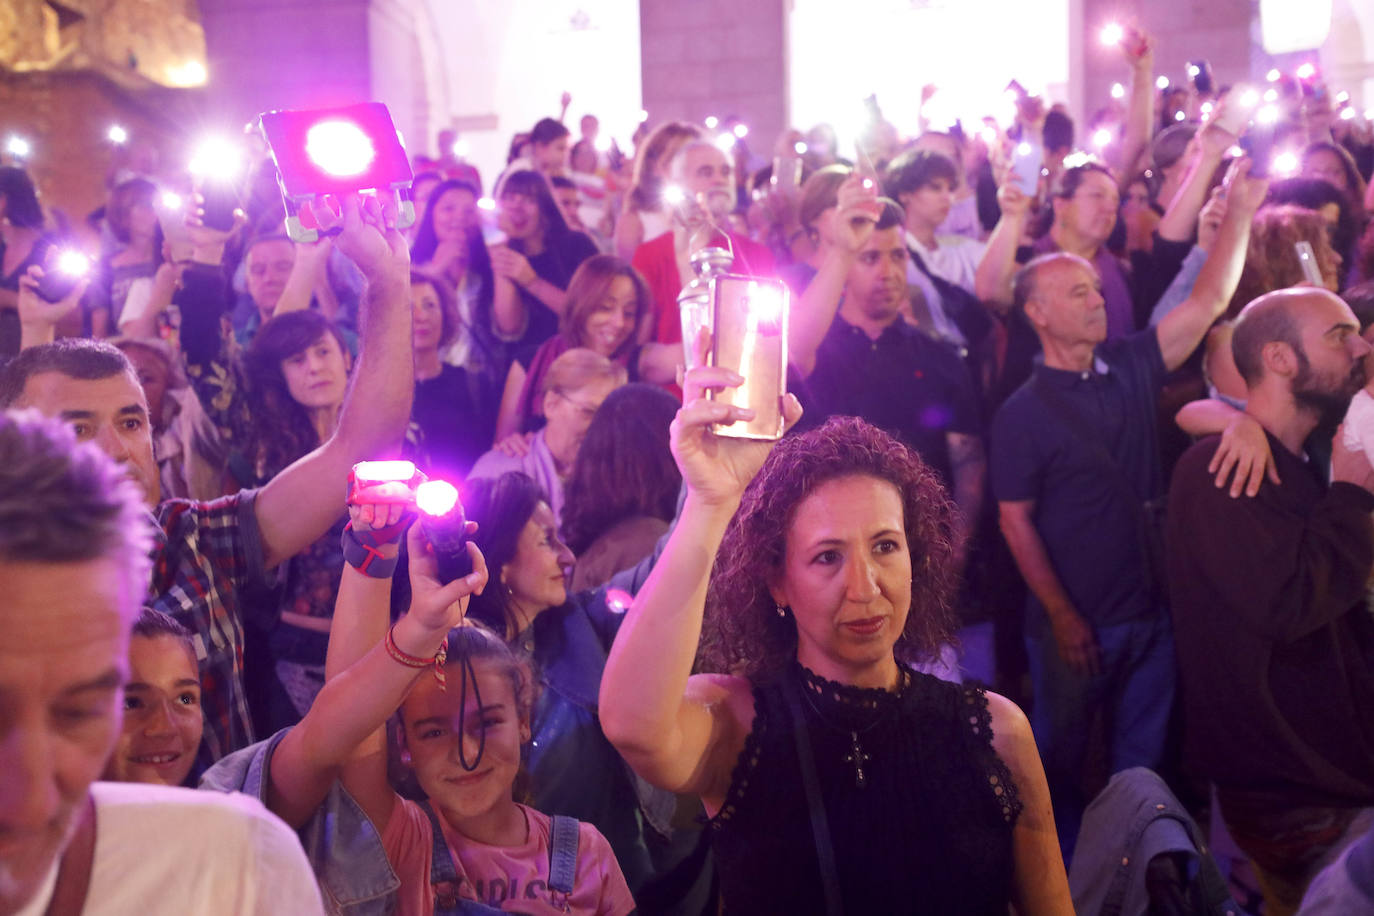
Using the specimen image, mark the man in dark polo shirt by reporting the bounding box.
[789,198,984,563]
[988,159,1265,860]
[1167,287,1374,914]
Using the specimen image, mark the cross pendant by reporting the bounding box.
[844,730,870,789]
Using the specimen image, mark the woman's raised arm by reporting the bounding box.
[599,363,801,801]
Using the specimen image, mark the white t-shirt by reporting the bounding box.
[1342,388,1374,455]
[16,782,323,916]
[906,231,986,294]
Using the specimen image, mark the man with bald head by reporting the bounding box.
[1167,286,1374,914]
[990,162,1266,858]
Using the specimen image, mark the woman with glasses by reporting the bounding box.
[468,347,625,526]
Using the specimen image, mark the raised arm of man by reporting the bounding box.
[1155,158,1267,371]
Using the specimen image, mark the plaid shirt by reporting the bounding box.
[147,490,268,769]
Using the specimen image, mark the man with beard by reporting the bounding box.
[631,140,774,348]
[1166,286,1374,916]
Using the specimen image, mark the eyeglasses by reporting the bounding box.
[553,389,601,421]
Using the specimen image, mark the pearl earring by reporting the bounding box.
[776,603,788,618]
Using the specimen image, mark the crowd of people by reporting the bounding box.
[3,22,1374,915]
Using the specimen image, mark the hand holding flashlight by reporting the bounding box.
[312,192,410,285]
[17,263,88,334]
[404,518,486,636]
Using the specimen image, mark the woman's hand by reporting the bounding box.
[404,521,487,635]
[671,349,803,509]
[493,431,534,458]
[489,245,536,287]
[16,264,87,332]
[1208,412,1279,498]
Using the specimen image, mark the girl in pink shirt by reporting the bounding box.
[260,496,635,916]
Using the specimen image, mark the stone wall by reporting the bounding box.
[639,0,786,152]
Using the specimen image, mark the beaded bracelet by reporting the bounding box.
[384,624,448,688]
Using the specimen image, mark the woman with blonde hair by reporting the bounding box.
[470,347,626,525]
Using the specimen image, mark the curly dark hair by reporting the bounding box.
[698,417,959,683]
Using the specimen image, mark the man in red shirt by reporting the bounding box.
[632,140,775,346]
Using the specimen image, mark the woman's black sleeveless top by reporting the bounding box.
[710,663,1022,914]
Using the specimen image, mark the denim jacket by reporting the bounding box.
[200,728,400,916]
[522,529,679,893]
[1069,767,1240,916]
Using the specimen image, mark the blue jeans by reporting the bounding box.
[1027,612,1175,864]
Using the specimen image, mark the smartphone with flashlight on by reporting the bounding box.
[1009,139,1044,193]
[155,190,196,263]
[770,156,803,194]
[709,274,788,440]
[35,249,92,302]
[1213,87,1257,136]
[1189,60,1215,96]
[1295,241,1325,287]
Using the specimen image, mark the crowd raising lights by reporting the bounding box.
[732,123,749,139]
[451,138,469,158]
[1266,69,1282,82]
[714,132,736,153]
[1092,128,1113,148]
[1187,64,1200,78]
[638,109,649,122]
[1238,88,1261,109]
[1174,111,1186,122]
[662,184,686,205]
[5,136,31,158]
[1099,23,1124,45]
[1110,82,1125,100]
[1156,76,1170,90]
[107,124,128,144]
[1295,62,1316,80]
[161,191,183,210]
[704,115,719,129]
[305,120,377,177]
[1263,88,1278,103]
[794,141,808,155]
[1272,151,1299,176]
[1256,105,1280,126]
[477,197,496,211]
[1340,108,1357,121]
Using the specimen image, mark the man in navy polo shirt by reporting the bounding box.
[790,196,984,568]
[989,159,1267,861]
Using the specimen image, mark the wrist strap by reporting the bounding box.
[385,624,448,687]
[340,519,408,578]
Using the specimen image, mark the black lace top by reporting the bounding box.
[710,662,1021,914]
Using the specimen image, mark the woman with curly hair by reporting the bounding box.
[1226,204,1343,318]
[600,371,1069,914]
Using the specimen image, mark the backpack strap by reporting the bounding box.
[421,801,469,915]
[548,814,581,897]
